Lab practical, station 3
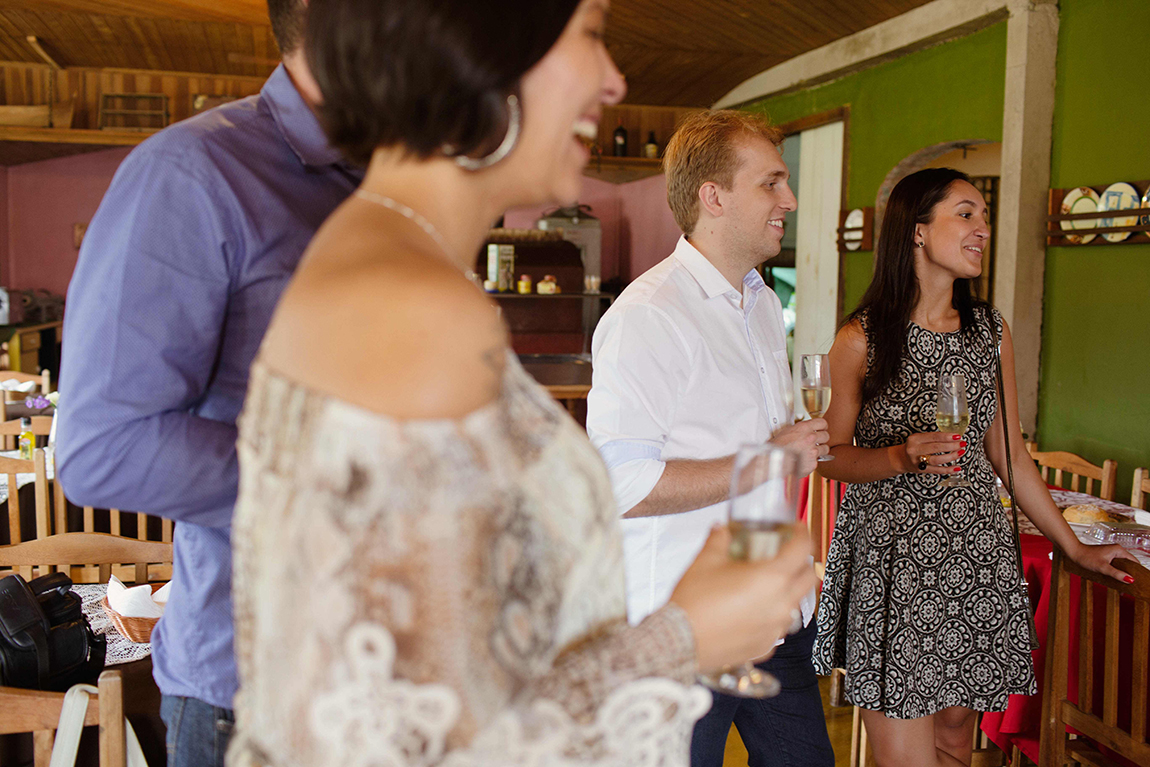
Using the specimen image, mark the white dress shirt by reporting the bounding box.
[588,236,816,628]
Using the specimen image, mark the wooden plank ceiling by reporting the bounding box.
[0,0,934,107]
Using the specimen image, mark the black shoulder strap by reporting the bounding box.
[992,319,1041,651]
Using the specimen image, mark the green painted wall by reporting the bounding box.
[1039,0,1150,500]
[745,23,1008,313]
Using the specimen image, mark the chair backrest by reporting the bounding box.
[1027,443,1117,500]
[1039,549,1150,767]
[1132,467,1150,511]
[806,468,842,583]
[0,532,172,586]
[0,666,131,767]
[0,450,51,580]
[0,368,51,403]
[0,412,52,450]
[0,445,173,583]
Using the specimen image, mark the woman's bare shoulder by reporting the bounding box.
[263,248,506,420]
[834,319,868,356]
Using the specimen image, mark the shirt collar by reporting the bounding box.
[262,64,345,168]
[672,236,763,300]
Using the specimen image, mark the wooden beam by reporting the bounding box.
[714,0,1010,108]
[25,36,63,70]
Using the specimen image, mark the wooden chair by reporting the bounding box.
[0,412,52,451]
[1039,548,1150,767]
[0,533,171,766]
[0,669,131,767]
[0,368,51,402]
[1027,443,1117,501]
[1132,467,1149,510]
[806,467,842,582]
[0,442,172,582]
[0,449,51,579]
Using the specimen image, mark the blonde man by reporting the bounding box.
[587,110,834,767]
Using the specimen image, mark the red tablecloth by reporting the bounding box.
[979,534,1147,764]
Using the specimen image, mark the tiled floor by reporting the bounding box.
[722,676,856,766]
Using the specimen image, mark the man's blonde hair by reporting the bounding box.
[663,110,785,235]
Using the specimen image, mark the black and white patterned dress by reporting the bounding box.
[813,305,1036,718]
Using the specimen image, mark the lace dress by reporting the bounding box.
[813,306,1036,718]
[227,353,711,766]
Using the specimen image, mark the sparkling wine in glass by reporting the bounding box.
[799,354,834,462]
[936,373,971,488]
[698,444,801,698]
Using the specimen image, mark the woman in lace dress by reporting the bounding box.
[227,0,818,765]
[812,168,1133,767]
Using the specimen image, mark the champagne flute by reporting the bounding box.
[799,354,834,462]
[698,444,800,698]
[936,373,971,488]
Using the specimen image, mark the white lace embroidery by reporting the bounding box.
[311,622,710,767]
[311,623,461,767]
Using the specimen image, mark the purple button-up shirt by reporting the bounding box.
[57,65,360,708]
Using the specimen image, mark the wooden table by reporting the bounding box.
[980,492,1149,761]
[518,354,592,416]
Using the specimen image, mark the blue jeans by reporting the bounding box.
[690,619,834,767]
[160,695,234,767]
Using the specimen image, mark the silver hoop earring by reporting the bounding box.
[451,95,520,171]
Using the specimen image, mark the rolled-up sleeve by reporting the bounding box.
[587,304,691,514]
[56,150,240,528]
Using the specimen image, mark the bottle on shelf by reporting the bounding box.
[612,119,628,157]
[18,417,34,460]
[643,131,658,159]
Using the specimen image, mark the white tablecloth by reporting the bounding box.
[72,583,153,667]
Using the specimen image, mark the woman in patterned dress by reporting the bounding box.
[225,0,818,765]
[812,168,1133,767]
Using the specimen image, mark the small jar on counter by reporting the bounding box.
[537,275,559,295]
[517,274,533,294]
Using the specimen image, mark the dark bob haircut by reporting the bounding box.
[846,167,986,404]
[306,0,581,166]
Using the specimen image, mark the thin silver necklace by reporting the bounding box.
[354,189,479,282]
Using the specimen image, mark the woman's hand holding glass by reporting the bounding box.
[899,431,966,475]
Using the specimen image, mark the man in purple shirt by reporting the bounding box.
[55,2,359,764]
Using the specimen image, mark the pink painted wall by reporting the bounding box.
[6,147,132,296]
[618,174,681,279]
[7,149,683,297]
[503,173,682,283]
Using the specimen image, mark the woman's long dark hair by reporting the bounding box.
[846,168,987,404]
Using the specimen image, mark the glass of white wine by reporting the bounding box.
[698,444,801,698]
[936,373,971,488]
[799,353,834,462]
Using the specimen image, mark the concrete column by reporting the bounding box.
[794,120,844,401]
[993,0,1058,436]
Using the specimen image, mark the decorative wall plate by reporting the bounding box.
[1098,182,1140,243]
[1060,187,1101,244]
[843,208,864,251]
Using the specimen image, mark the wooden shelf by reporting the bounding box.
[0,125,152,165]
[582,156,663,184]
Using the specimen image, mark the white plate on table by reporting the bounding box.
[1060,186,1101,244]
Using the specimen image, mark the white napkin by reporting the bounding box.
[0,379,37,392]
[106,575,166,619]
[1134,510,1150,527]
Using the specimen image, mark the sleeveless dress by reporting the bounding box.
[813,306,1036,718]
[227,352,711,766]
